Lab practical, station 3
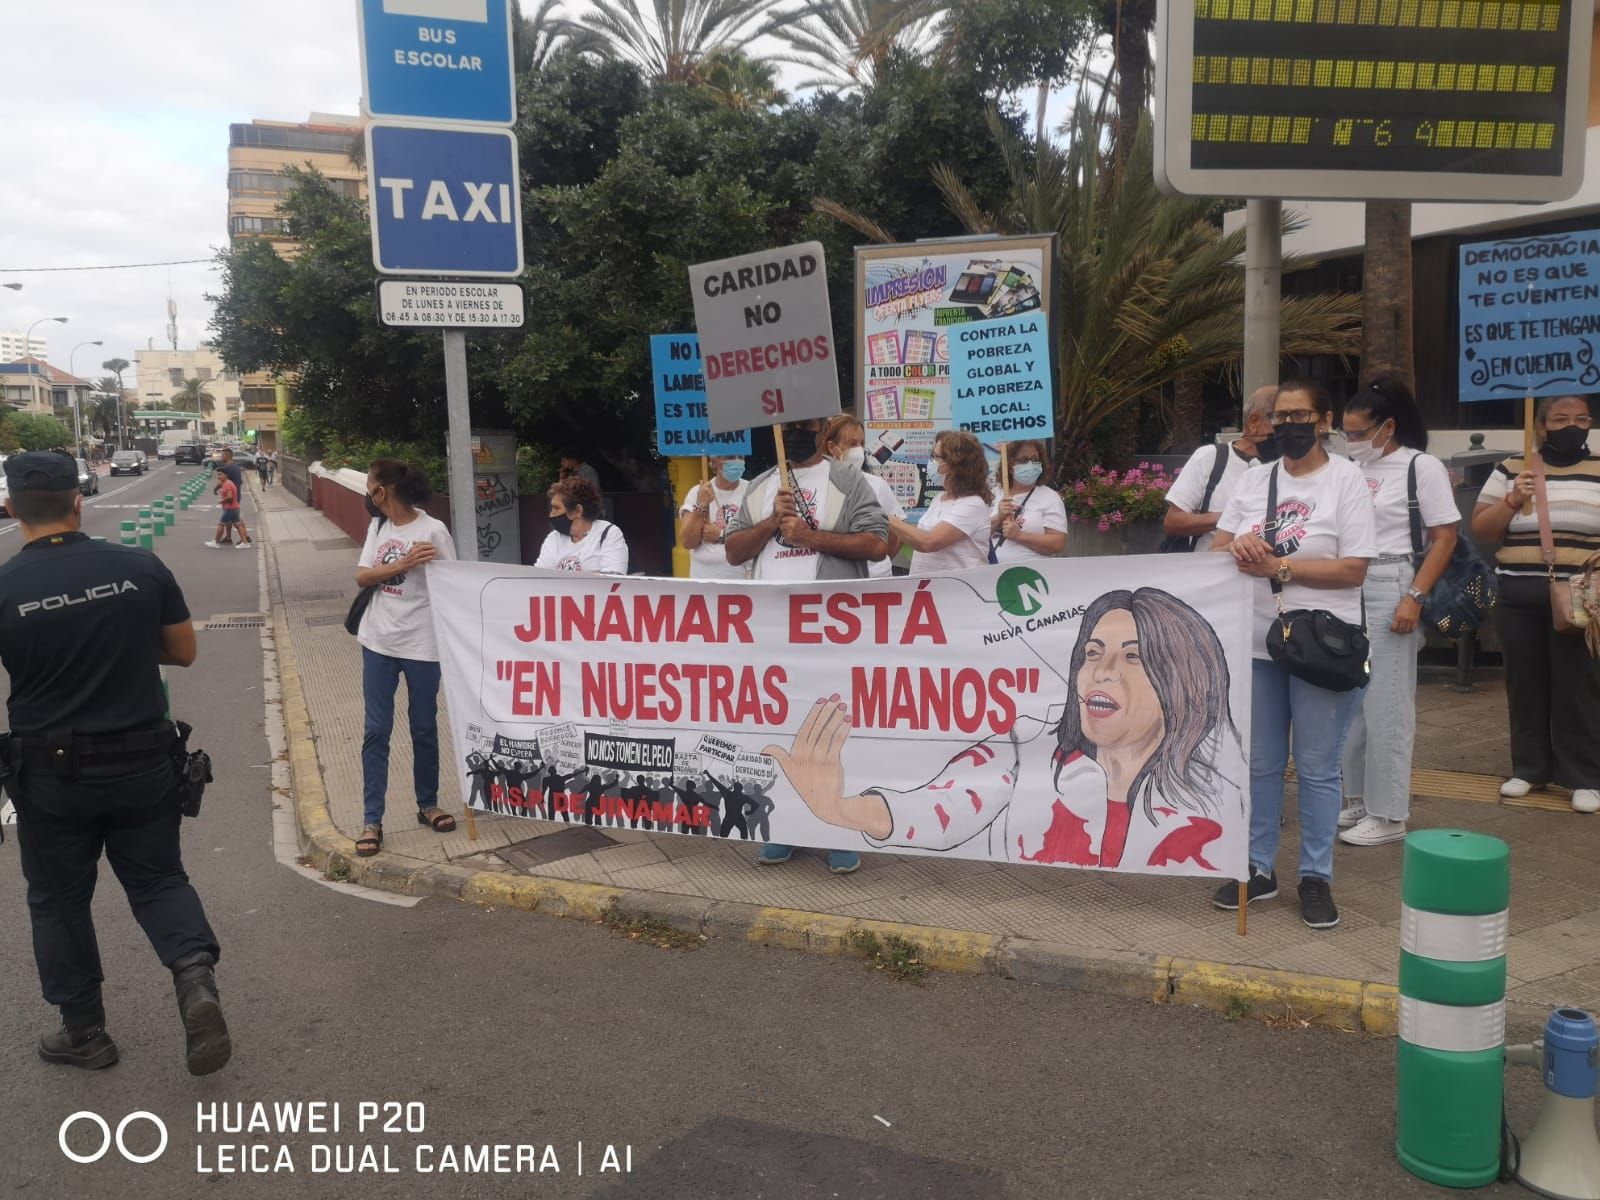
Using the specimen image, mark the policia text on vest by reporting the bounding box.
[0,451,231,1076]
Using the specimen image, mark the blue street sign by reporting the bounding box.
[358,0,516,126]
[366,123,524,277]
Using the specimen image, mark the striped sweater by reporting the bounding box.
[1477,456,1600,578]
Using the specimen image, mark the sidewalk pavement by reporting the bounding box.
[255,478,1600,1029]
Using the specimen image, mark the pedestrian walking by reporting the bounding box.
[205,464,248,548]
[256,454,269,490]
[1337,377,1460,847]
[678,454,749,580]
[1162,386,1279,551]
[988,438,1069,563]
[0,452,230,1075]
[726,416,888,873]
[1471,393,1600,814]
[822,413,904,577]
[353,458,458,857]
[535,477,629,573]
[1210,380,1377,930]
[890,429,992,575]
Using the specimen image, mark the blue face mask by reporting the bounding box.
[925,459,944,487]
[1012,461,1044,486]
[720,459,745,483]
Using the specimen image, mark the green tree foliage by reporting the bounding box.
[929,0,1095,95]
[171,377,215,415]
[580,0,783,82]
[764,0,942,91]
[4,412,74,452]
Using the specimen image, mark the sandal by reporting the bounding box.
[417,807,457,833]
[355,825,382,857]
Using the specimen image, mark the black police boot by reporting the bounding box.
[38,1001,119,1070]
[171,952,232,1077]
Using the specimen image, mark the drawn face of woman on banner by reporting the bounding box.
[764,586,1242,873]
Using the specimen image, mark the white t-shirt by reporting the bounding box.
[1165,443,1259,552]
[535,519,629,574]
[1217,456,1378,660]
[679,479,749,580]
[989,485,1069,564]
[1357,447,1458,555]
[754,460,833,582]
[863,471,905,578]
[911,494,990,575]
[357,512,456,662]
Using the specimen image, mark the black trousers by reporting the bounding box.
[1495,574,1600,789]
[13,755,219,1016]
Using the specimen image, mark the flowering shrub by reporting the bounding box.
[1061,463,1175,533]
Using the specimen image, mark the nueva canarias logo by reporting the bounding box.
[996,566,1049,617]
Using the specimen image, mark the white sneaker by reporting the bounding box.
[1338,800,1367,829]
[203,540,222,548]
[1339,815,1408,846]
[1500,777,1537,799]
[1573,789,1600,814]
[235,540,254,550]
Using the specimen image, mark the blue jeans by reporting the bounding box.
[1249,658,1363,883]
[361,647,441,828]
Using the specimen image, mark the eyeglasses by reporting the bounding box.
[1269,409,1321,426]
[1341,424,1378,441]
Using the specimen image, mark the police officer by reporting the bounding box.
[0,452,230,1075]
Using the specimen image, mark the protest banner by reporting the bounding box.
[431,554,1251,880]
[1459,231,1600,402]
[856,235,1057,519]
[650,334,753,458]
[688,242,841,440]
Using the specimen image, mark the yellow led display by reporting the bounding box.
[1194,0,1564,23]
[1198,55,1560,92]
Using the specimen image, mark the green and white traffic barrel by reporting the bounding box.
[1395,829,1510,1188]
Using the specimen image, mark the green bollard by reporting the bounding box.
[151,503,166,536]
[162,496,176,528]
[1395,830,1510,1189]
[120,519,137,547]
[138,518,153,551]
[180,494,190,511]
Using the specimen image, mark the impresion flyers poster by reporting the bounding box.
[855,235,1056,519]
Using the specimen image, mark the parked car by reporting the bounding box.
[109,450,147,476]
[174,442,205,466]
[75,458,100,496]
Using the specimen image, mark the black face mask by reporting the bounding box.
[1543,425,1591,464]
[364,494,383,520]
[1252,433,1283,464]
[550,513,574,538]
[1275,423,1320,461]
[782,429,818,464]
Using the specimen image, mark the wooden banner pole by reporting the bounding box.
[1521,395,1536,515]
[772,423,789,478]
[700,454,708,487]
[464,801,478,841]
[999,442,1010,493]
[1237,881,1248,936]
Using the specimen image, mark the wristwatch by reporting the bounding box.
[1274,561,1293,584]
[1406,586,1426,603]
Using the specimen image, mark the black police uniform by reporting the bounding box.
[0,452,229,1075]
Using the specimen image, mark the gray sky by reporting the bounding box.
[1,0,361,377]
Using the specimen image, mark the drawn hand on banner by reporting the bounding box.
[762,698,892,840]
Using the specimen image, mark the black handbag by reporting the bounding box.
[987,488,1033,564]
[1405,455,1497,640]
[1160,442,1231,552]
[1262,465,1371,693]
[343,517,386,636]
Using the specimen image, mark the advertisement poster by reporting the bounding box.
[856,235,1057,518]
[1458,230,1600,401]
[432,553,1250,880]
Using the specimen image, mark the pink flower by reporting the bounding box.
[1096,519,1111,533]
[1090,464,1104,475]
[1110,511,1124,524]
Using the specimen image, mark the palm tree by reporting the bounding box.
[513,0,607,74]
[102,356,131,446]
[93,376,124,439]
[700,49,788,106]
[1360,202,1413,391]
[817,102,1364,474]
[172,378,216,420]
[764,0,941,92]
[580,0,783,83]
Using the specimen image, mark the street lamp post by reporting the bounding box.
[68,340,103,453]
[18,315,67,414]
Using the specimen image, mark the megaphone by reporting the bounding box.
[1506,1009,1600,1200]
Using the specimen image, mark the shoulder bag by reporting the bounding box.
[343,516,387,636]
[987,488,1034,564]
[1159,442,1231,553]
[1404,455,1497,640]
[1531,454,1600,657]
[1262,465,1371,692]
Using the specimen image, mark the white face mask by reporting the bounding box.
[1345,429,1390,466]
[837,446,865,469]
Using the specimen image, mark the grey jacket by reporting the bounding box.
[727,460,889,581]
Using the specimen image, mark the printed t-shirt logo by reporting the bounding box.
[1261,498,1313,556]
[997,566,1049,617]
[377,538,409,591]
[774,486,820,559]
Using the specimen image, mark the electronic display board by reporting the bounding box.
[1155,0,1594,200]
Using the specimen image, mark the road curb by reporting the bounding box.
[265,529,1407,1037]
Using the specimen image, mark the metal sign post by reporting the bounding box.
[1242,199,1282,400]
[443,330,477,561]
